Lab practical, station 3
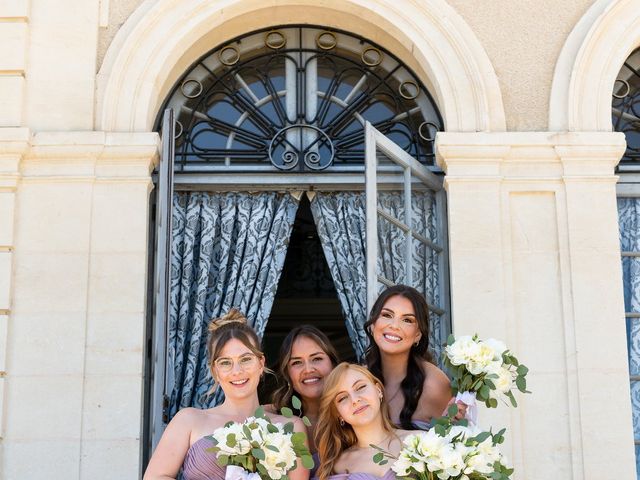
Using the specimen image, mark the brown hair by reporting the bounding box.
[207,308,264,390]
[271,325,340,411]
[363,284,433,429]
[315,363,396,480]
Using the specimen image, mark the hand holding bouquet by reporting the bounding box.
[443,334,530,410]
[373,418,513,480]
[207,406,314,480]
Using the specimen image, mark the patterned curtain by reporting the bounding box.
[168,191,299,418]
[618,197,640,475]
[310,191,442,361]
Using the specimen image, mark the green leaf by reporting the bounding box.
[218,455,229,466]
[373,452,385,464]
[447,404,459,418]
[276,462,287,468]
[242,424,252,438]
[379,460,388,466]
[292,395,302,410]
[302,416,312,427]
[447,334,455,346]
[254,406,265,418]
[516,364,529,376]
[291,432,306,444]
[267,423,279,433]
[283,422,294,434]
[256,464,268,475]
[505,390,518,408]
[226,433,237,448]
[302,454,315,469]
[281,407,294,418]
[252,448,266,460]
[479,385,490,400]
[515,376,527,392]
[473,431,491,443]
[266,445,280,452]
[487,397,498,408]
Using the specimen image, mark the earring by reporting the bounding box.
[414,339,419,346]
[340,418,345,427]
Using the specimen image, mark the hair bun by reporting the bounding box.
[208,308,247,333]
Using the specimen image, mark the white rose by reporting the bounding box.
[483,338,508,359]
[416,430,447,459]
[212,423,251,455]
[437,443,466,479]
[485,364,514,399]
[259,432,296,479]
[392,451,415,477]
[445,336,480,367]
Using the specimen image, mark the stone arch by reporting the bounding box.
[550,0,640,131]
[96,0,505,133]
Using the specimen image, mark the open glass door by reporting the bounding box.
[150,109,175,450]
[365,122,450,359]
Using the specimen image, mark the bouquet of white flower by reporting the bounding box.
[443,334,529,410]
[207,406,314,480]
[373,420,513,480]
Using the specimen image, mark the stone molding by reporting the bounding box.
[550,0,640,131]
[96,0,505,133]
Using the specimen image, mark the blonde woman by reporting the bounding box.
[144,309,309,480]
[315,363,412,480]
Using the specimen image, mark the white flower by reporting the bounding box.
[436,443,467,479]
[259,431,296,480]
[415,430,447,459]
[484,338,508,358]
[445,336,480,367]
[485,363,515,398]
[392,451,415,477]
[212,423,251,455]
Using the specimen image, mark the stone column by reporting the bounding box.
[3,131,158,480]
[437,131,634,480]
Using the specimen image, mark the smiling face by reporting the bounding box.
[372,294,422,355]
[333,367,383,428]
[288,335,335,402]
[212,338,265,400]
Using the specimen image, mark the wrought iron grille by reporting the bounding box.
[157,26,443,173]
[613,47,640,167]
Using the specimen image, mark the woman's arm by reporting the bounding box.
[416,362,453,421]
[288,416,311,480]
[143,408,195,480]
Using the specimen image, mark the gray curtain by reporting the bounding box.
[618,197,640,474]
[310,191,442,361]
[168,191,299,418]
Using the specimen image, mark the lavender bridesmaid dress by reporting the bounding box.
[181,437,226,480]
[320,471,397,480]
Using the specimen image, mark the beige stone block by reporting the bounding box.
[0,191,15,245]
[0,376,5,436]
[0,313,8,373]
[446,184,502,249]
[85,312,144,376]
[0,75,24,127]
[4,375,82,439]
[91,183,150,253]
[81,374,142,440]
[0,0,29,19]
[8,312,85,376]
[80,438,141,480]
[3,439,80,479]
[0,22,27,71]
[12,252,89,313]
[87,252,147,314]
[16,182,92,253]
[0,251,11,309]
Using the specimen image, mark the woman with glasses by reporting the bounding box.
[364,285,467,430]
[144,309,310,480]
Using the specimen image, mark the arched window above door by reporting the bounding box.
[157,26,443,173]
[613,47,640,168]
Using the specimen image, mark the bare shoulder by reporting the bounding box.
[395,428,416,440]
[421,361,451,392]
[171,407,206,427]
[266,412,305,431]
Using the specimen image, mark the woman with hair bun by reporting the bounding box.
[364,285,467,430]
[144,309,310,480]
[315,363,412,480]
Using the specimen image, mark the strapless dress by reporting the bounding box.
[321,470,396,480]
[181,436,225,480]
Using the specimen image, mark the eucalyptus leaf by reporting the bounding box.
[292,395,302,410]
[281,407,294,418]
[302,455,315,469]
[252,448,265,461]
[302,416,312,427]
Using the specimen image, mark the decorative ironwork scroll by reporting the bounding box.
[157,26,443,173]
[613,47,640,165]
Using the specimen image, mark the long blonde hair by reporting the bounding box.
[315,363,396,480]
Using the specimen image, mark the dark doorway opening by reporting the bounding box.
[260,194,356,401]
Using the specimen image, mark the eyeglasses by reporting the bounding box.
[214,353,260,373]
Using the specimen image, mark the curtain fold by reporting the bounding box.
[310,191,442,362]
[618,197,640,473]
[168,191,299,417]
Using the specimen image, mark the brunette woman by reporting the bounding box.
[271,325,340,453]
[364,285,466,429]
[144,309,309,480]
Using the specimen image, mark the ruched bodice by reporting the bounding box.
[182,436,225,480]
[321,470,396,480]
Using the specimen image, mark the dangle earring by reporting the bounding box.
[340,418,345,427]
